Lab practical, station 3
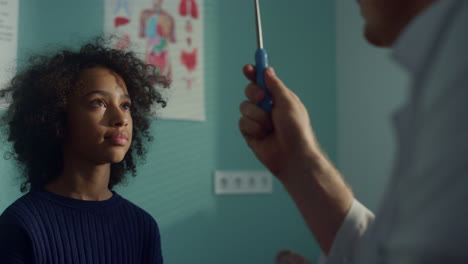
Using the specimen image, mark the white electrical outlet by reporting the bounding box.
[214,170,273,195]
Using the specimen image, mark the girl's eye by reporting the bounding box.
[90,99,106,108]
[122,103,132,111]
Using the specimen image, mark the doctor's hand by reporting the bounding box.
[275,249,313,264]
[238,64,329,183]
[239,65,354,254]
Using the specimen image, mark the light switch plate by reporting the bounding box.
[214,170,273,195]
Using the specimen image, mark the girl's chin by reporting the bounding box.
[100,153,128,165]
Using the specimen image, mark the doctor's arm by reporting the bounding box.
[238,65,374,258]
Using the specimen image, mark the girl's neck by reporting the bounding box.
[44,161,113,201]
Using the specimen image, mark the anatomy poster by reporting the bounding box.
[0,0,18,109]
[104,0,205,121]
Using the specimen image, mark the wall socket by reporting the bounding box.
[214,170,273,195]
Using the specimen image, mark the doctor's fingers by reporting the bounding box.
[244,82,266,104]
[239,100,273,132]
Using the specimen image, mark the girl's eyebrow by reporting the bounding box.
[83,90,131,100]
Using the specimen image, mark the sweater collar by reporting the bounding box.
[391,0,455,75]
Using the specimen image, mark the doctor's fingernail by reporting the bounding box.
[256,89,264,100]
[266,68,276,78]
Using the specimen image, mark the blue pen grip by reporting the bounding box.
[255,49,273,113]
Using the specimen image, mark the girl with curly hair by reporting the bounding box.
[0,38,169,263]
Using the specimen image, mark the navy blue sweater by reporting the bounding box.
[0,188,163,264]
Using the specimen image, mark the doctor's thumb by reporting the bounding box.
[264,67,290,104]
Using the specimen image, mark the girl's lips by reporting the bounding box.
[104,131,129,146]
[107,137,128,146]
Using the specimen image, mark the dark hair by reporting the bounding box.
[0,37,169,192]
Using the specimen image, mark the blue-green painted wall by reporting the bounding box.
[0,1,336,263]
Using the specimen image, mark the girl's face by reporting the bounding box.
[63,66,133,165]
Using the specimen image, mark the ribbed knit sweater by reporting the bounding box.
[0,188,163,264]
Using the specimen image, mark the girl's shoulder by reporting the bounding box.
[117,195,159,225]
[0,195,34,262]
[0,192,37,221]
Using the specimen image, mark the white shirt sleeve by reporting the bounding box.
[317,199,374,264]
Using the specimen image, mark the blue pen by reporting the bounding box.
[254,0,273,113]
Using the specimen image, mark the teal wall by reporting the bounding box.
[0,1,336,263]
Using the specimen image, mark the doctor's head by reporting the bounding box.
[357,0,436,46]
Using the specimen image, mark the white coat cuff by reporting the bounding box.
[318,199,374,264]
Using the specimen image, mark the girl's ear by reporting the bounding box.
[55,111,67,142]
[56,123,64,141]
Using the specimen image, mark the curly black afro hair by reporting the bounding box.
[0,37,169,192]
